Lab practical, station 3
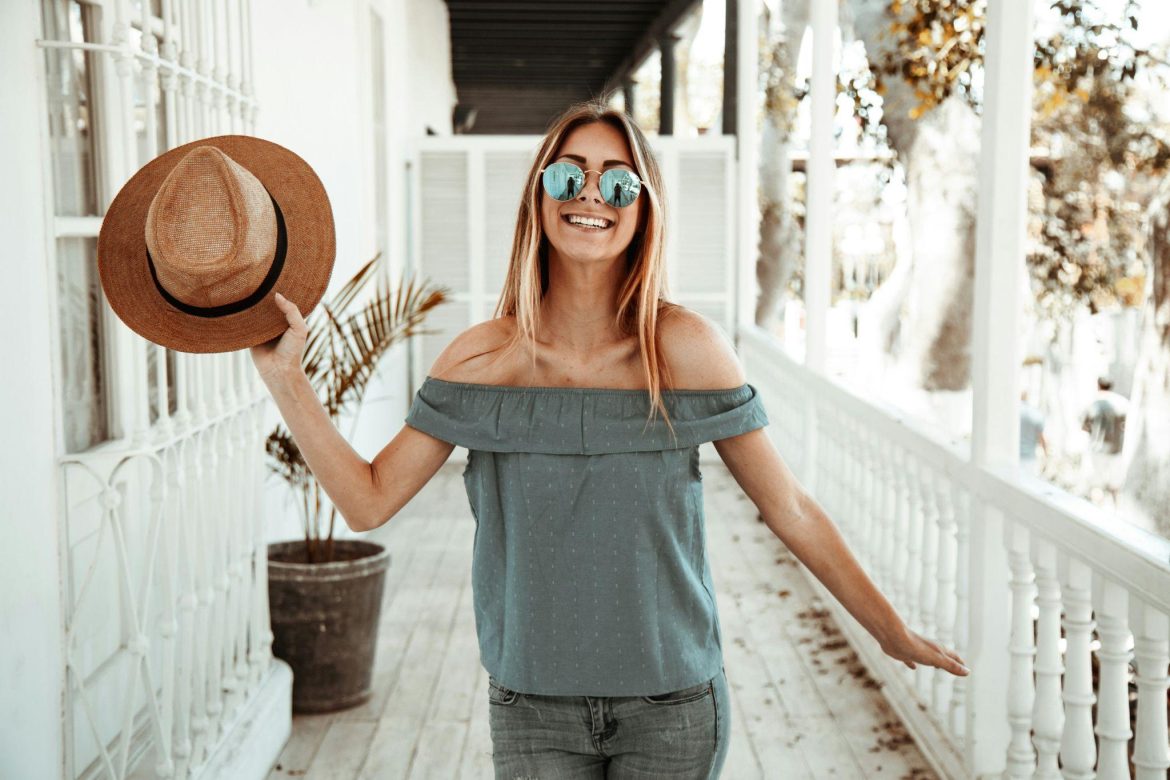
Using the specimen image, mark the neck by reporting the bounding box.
[538,247,630,356]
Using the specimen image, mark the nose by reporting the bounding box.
[576,170,604,204]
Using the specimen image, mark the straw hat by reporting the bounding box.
[97,134,335,354]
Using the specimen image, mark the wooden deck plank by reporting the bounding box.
[304,721,378,780]
[458,664,497,779]
[715,477,938,778]
[362,516,475,778]
[706,485,827,778]
[267,712,335,779]
[335,512,459,724]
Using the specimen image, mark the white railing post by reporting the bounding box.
[1131,605,1170,780]
[948,486,972,744]
[1004,520,1037,777]
[916,467,940,700]
[1030,538,1063,778]
[801,393,819,495]
[1059,559,1096,775]
[931,472,959,720]
[1095,579,1133,777]
[963,496,1011,776]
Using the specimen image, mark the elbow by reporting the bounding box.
[351,461,398,532]
[344,513,372,533]
[345,496,391,532]
[349,510,390,533]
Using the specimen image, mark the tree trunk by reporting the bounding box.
[843,0,982,392]
[754,0,808,327]
[1125,187,1170,536]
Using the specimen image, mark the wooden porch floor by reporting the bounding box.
[267,460,938,779]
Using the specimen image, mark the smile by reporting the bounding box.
[562,214,613,231]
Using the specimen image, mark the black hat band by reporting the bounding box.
[145,187,288,319]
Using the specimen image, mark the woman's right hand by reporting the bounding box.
[250,292,309,385]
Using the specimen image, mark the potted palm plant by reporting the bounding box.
[264,252,447,712]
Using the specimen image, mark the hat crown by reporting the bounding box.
[144,146,278,309]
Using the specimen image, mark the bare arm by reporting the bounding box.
[252,293,472,533]
[262,368,388,532]
[659,308,970,677]
[713,430,909,646]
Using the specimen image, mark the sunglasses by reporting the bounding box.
[539,161,647,208]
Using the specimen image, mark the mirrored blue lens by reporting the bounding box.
[542,161,643,208]
[542,162,584,201]
[600,169,641,208]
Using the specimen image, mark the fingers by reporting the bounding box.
[934,645,970,676]
[911,637,971,677]
[273,292,308,332]
[942,648,968,668]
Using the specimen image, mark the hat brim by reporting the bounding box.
[97,134,336,354]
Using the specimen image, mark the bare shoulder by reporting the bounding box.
[657,305,747,390]
[426,315,520,383]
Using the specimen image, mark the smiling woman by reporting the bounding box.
[254,97,967,780]
[399,101,761,779]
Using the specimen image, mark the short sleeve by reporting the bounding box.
[656,382,770,447]
[582,382,769,452]
[403,380,475,448]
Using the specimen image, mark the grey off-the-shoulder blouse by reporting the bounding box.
[403,376,770,697]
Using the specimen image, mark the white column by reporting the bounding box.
[970,0,1033,469]
[803,0,836,375]
[0,2,67,777]
[966,0,1035,774]
[735,0,759,333]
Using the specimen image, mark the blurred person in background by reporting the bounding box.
[1080,376,1129,507]
[1019,388,1048,477]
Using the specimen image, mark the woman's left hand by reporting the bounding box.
[879,624,971,677]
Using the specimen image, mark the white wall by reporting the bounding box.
[405,0,460,135]
[250,0,457,543]
[0,0,456,774]
[0,2,68,778]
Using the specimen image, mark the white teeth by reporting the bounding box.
[566,215,610,229]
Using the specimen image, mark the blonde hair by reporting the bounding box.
[492,99,684,439]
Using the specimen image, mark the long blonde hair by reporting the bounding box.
[492,99,684,437]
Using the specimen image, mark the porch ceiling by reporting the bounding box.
[444,0,697,134]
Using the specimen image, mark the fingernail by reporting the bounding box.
[961,664,971,673]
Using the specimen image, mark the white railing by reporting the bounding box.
[41,0,291,776]
[741,324,1170,780]
[58,351,286,780]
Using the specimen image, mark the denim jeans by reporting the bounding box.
[486,666,730,779]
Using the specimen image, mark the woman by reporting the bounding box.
[251,100,969,779]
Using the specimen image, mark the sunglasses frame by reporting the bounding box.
[538,161,650,209]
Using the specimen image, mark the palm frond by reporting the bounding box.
[302,253,382,381]
[319,274,449,420]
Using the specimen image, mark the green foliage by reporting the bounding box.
[854,0,1170,320]
[872,0,986,118]
[1029,1,1168,317]
[264,253,449,563]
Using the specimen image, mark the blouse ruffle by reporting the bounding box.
[404,376,770,454]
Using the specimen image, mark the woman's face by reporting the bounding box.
[540,121,644,265]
